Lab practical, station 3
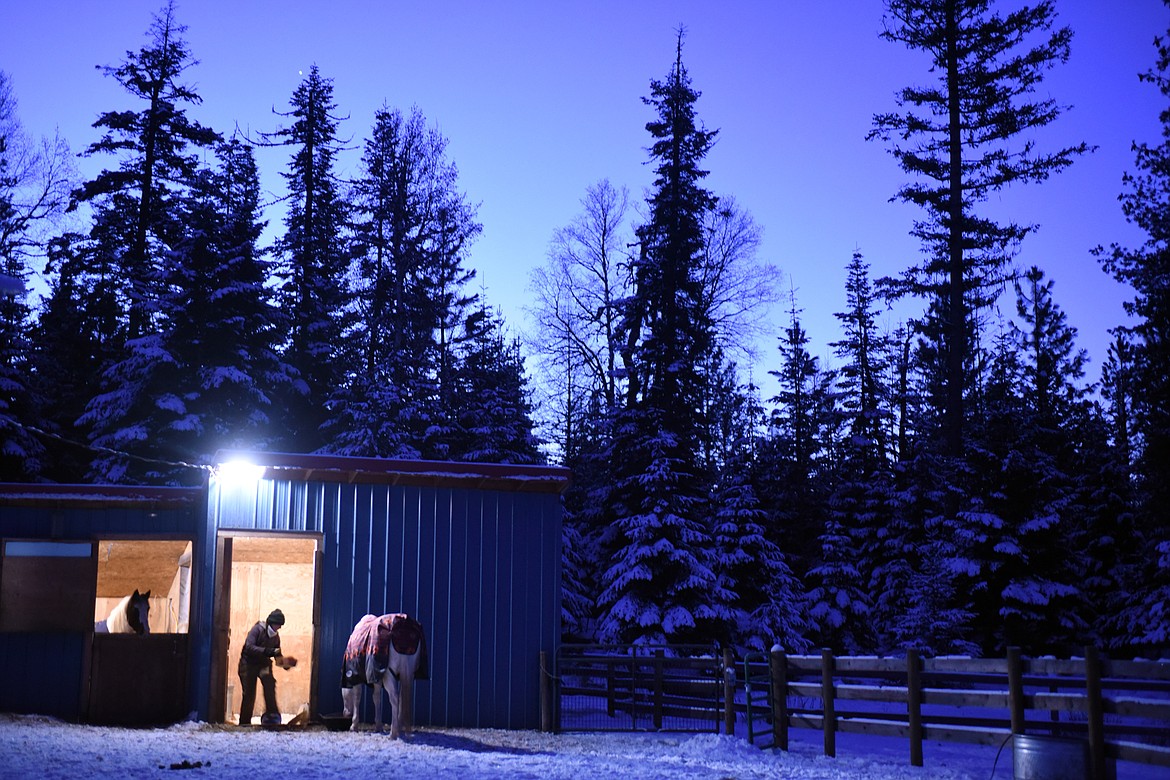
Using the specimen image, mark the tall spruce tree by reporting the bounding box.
[759,302,839,575]
[69,2,222,482]
[597,32,719,645]
[330,106,481,458]
[264,65,351,453]
[954,273,1092,653]
[1094,10,1170,650]
[869,0,1089,454]
[710,452,811,654]
[29,234,117,480]
[149,138,292,473]
[452,305,542,464]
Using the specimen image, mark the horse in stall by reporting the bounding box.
[341,613,428,738]
[95,589,151,634]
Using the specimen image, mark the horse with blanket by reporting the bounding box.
[341,613,427,738]
[94,589,150,634]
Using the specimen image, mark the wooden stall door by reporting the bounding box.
[87,634,189,725]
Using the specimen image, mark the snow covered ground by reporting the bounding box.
[0,712,1164,779]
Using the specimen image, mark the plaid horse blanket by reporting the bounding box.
[341,613,428,688]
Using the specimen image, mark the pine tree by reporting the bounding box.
[330,106,481,459]
[760,302,839,574]
[832,250,893,471]
[28,234,116,480]
[148,138,292,473]
[68,2,222,482]
[598,32,719,645]
[452,305,542,464]
[264,65,351,453]
[959,288,1091,653]
[1093,12,1170,651]
[710,456,811,654]
[869,0,1090,454]
[70,0,221,344]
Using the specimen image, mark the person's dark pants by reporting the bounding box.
[238,663,278,725]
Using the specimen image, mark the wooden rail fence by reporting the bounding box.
[738,646,1170,777]
[540,645,1170,777]
[548,644,723,733]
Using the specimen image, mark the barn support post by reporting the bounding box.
[1008,646,1025,735]
[540,650,553,733]
[1085,645,1106,780]
[770,649,788,751]
[821,648,836,758]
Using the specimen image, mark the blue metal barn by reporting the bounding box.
[0,452,570,728]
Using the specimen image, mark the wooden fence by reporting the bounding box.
[739,647,1170,777]
[541,646,1170,777]
[547,644,723,733]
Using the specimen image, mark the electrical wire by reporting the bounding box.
[0,414,213,473]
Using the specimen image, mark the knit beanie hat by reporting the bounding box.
[266,609,286,626]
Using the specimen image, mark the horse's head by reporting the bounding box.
[127,589,151,635]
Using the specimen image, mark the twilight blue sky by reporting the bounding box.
[2,1,1167,391]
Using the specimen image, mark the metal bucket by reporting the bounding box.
[1012,734,1089,780]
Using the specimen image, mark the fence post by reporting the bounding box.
[1008,646,1025,736]
[723,648,735,734]
[907,648,923,767]
[821,648,836,758]
[540,650,553,733]
[653,649,664,731]
[771,649,788,751]
[1084,645,1106,780]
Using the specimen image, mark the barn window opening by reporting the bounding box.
[95,540,193,634]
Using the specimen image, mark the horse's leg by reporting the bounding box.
[342,685,359,731]
[385,667,402,740]
[399,664,414,738]
[373,677,386,733]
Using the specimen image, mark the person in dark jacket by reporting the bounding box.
[237,609,285,725]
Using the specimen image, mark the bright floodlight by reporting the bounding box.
[216,459,266,484]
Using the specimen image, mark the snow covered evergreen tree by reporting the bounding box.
[710,453,811,654]
[68,2,222,482]
[961,301,1089,654]
[452,305,542,464]
[597,32,719,646]
[330,106,481,459]
[1094,8,1170,652]
[264,65,351,454]
[870,0,1089,454]
[146,138,293,474]
[759,302,839,577]
[29,234,116,481]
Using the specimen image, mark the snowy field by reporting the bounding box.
[1,712,1165,779]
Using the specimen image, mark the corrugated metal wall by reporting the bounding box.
[209,471,563,729]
